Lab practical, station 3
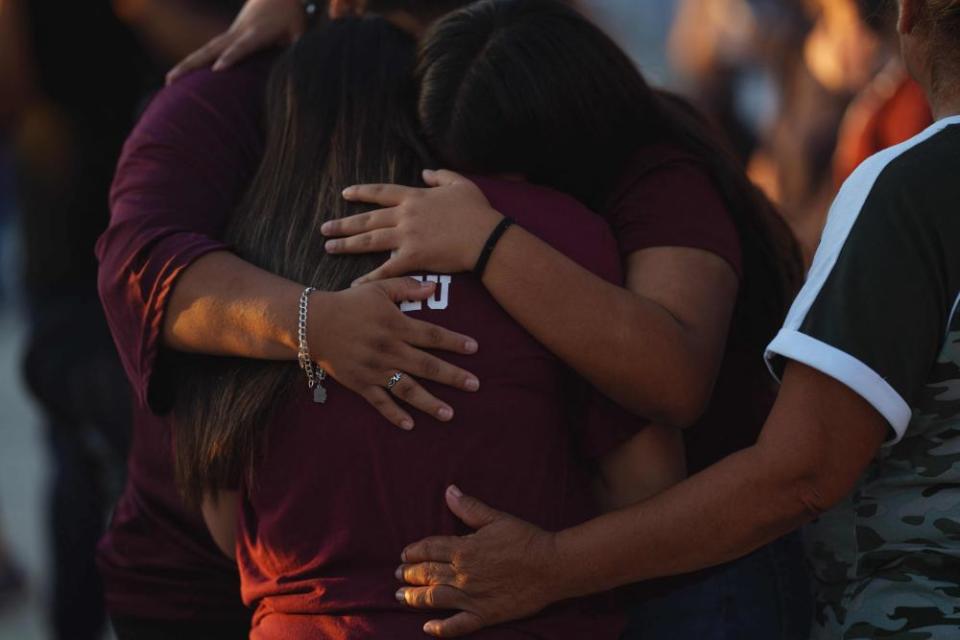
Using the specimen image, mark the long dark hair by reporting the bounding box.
[418,0,803,353]
[173,17,433,506]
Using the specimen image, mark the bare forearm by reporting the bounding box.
[551,363,887,599]
[554,443,810,599]
[483,229,703,423]
[163,251,301,359]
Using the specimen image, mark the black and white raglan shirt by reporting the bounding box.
[765,115,960,638]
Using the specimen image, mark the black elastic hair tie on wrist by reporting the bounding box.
[473,217,516,279]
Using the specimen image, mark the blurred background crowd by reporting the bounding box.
[0,0,929,638]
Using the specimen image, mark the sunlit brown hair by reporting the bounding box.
[172,17,432,507]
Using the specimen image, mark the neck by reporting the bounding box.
[927,78,960,120]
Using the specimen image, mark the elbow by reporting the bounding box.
[647,374,713,430]
[791,477,835,521]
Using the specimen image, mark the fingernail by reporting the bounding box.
[464,377,479,391]
[437,406,453,421]
[351,279,364,287]
[212,60,225,71]
[395,588,406,603]
[448,484,463,498]
[342,186,355,198]
[320,222,332,234]
[464,340,478,353]
[395,565,404,580]
[325,240,338,252]
[424,622,436,635]
[400,418,414,431]
[419,281,434,289]
[401,548,408,562]
[423,169,435,177]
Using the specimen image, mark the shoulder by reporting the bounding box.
[130,52,278,145]
[605,143,741,275]
[608,143,709,203]
[835,120,960,230]
[472,176,620,282]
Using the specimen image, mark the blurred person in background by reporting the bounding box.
[1,0,241,637]
[0,0,36,611]
[736,0,890,262]
[668,0,809,162]
[832,0,932,185]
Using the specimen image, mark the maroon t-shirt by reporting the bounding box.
[238,178,634,639]
[605,147,775,474]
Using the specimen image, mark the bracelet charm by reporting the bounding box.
[297,286,328,404]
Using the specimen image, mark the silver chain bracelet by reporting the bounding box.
[297,286,328,404]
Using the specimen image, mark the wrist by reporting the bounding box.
[304,289,334,366]
[466,207,507,272]
[546,527,593,602]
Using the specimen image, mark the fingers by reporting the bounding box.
[395,345,479,394]
[396,562,456,587]
[402,318,479,356]
[402,535,459,563]
[321,208,398,237]
[375,277,436,302]
[351,259,408,285]
[388,373,454,422]
[362,387,414,431]
[396,585,467,611]
[422,169,466,188]
[424,612,487,638]
[166,32,231,84]
[445,485,501,530]
[324,228,399,255]
[341,183,421,207]
[212,29,262,71]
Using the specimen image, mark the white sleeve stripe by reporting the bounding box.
[947,291,960,343]
[765,329,913,444]
[780,116,960,336]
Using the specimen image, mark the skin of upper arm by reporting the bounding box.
[202,490,240,559]
[623,247,739,424]
[756,361,888,517]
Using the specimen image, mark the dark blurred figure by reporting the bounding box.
[4,1,240,638]
[832,0,932,186]
[11,2,148,638]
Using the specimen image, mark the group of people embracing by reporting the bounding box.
[95,0,960,638]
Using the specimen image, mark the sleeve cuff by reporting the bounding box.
[765,329,913,444]
[139,236,230,411]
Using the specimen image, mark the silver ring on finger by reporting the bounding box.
[386,371,405,391]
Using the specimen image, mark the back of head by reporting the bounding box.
[419,0,655,207]
[173,17,432,506]
[419,0,802,355]
[915,0,960,73]
[921,0,960,34]
[368,0,476,20]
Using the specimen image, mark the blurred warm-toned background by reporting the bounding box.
[0,0,926,638]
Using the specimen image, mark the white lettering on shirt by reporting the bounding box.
[400,275,452,312]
